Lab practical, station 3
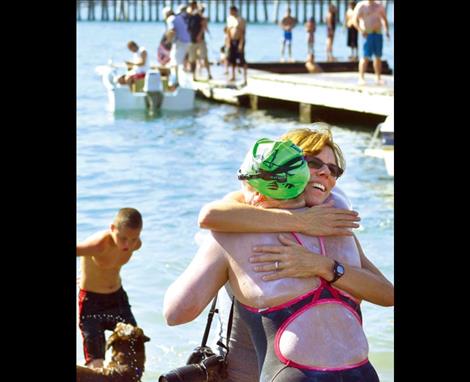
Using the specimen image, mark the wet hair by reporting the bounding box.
[349,1,357,7]
[114,208,143,230]
[230,6,238,13]
[280,123,345,171]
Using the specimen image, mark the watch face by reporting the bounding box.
[336,262,345,276]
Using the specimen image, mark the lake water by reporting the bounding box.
[77,18,394,382]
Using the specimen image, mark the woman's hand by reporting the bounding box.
[297,200,360,236]
[250,234,332,281]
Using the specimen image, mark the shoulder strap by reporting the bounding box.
[215,296,235,358]
[200,295,218,347]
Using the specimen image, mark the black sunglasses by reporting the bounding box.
[306,157,344,178]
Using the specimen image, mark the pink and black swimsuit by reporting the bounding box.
[237,234,380,382]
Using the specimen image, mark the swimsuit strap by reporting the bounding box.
[291,233,340,301]
[318,236,326,257]
[290,232,303,245]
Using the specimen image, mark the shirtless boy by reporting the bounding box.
[77,208,143,368]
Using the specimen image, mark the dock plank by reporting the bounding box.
[190,65,393,117]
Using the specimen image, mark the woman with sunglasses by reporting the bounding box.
[198,124,394,381]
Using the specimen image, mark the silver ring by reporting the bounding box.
[275,261,280,271]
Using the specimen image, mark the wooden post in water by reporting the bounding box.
[294,0,299,21]
[250,95,259,110]
[77,0,81,21]
[118,0,127,21]
[215,0,219,22]
[113,0,117,21]
[303,0,308,23]
[299,103,313,123]
[101,0,109,20]
[263,0,268,23]
[155,0,160,21]
[274,0,280,23]
[204,0,209,21]
[224,1,228,23]
[253,0,258,23]
[140,0,145,21]
[246,0,251,22]
[336,0,341,24]
[88,0,95,21]
[238,1,243,17]
[311,0,316,23]
[148,0,153,21]
[319,0,324,23]
[133,0,138,21]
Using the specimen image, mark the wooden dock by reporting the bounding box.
[190,64,393,125]
[77,0,393,25]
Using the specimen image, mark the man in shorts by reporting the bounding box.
[353,0,390,85]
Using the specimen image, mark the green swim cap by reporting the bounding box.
[238,138,310,200]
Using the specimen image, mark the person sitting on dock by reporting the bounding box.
[353,0,390,85]
[279,7,297,63]
[165,3,191,87]
[305,52,322,73]
[117,41,149,87]
[227,5,247,86]
[77,208,143,369]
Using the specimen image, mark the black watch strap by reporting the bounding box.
[329,260,344,284]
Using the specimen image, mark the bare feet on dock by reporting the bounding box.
[288,58,295,63]
[358,78,366,86]
[280,58,285,63]
[375,78,385,86]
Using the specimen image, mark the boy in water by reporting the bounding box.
[77,208,143,368]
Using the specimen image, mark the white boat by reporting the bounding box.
[95,64,195,112]
[364,113,394,176]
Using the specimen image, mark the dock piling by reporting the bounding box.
[299,103,313,123]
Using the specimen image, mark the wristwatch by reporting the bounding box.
[329,260,345,283]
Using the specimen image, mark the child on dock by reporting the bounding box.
[77,208,143,369]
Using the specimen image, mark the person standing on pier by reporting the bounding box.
[165,4,191,87]
[305,17,316,58]
[325,3,337,62]
[353,0,390,85]
[187,1,212,81]
[279,7,297,63]
[345,1,359,61]
[227,5,247,86]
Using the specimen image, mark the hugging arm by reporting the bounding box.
[198,191,360,236]
[250,234,394,306]
[163,236,229,326]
